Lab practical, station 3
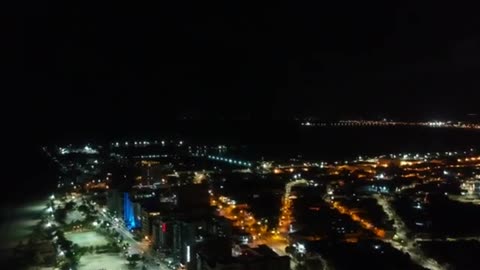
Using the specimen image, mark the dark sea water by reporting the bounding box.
[43,122,480,162]
[0,143,55,263]
[0,199,47,256]
[181,123,480,161]
[244,126,480,160]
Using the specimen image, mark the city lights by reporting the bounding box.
[37,122,480,270]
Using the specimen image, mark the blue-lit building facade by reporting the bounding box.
[107,190,141,230]
[124,192,140,229]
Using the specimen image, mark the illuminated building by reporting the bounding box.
[140,201,168,237]
[460,180,480,196]
[152,218,174,250]
[173,219,207,265]
[124,192,139,229]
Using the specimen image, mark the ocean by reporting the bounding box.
[186,124,480,161]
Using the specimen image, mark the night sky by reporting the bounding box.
[4,1,480,135]
[3,1,480,203]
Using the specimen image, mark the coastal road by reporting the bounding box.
[97,209,170,270]
[90,199,170,270]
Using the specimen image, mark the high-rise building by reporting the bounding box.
[140,202,163,238]
[106,189,123,219]
[152,217,175,251]
[123,192,140,229]
[172,218,207,263]
[207,216,232,238]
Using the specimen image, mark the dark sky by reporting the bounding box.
[4,1,480,135]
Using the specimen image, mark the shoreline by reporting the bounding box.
[0,197,49,262]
